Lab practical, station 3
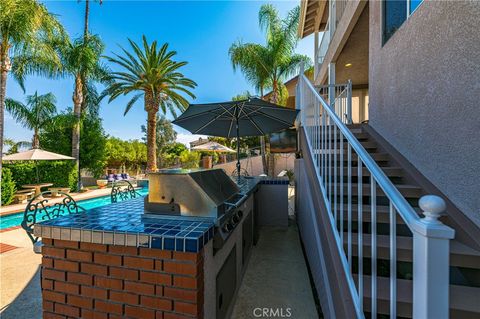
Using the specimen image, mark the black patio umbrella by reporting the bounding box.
[172,98,299,178]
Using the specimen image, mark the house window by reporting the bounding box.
[383,0,424,44]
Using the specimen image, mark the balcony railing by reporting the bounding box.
[297,72,455,318]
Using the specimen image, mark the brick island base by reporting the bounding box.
[41,239,204,319]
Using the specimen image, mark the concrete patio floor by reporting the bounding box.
[231,223,319,318]
[0,228,42,319]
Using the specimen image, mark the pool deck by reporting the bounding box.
[0,188,113,216]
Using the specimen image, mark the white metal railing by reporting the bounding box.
[316,81,352,124]
[297,73,455,318]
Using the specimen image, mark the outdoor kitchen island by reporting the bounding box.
[34,169,289,319]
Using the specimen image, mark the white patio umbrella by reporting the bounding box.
[2,148,75,183]
[191,141,236,153]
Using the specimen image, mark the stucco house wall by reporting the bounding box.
[369,1,480,225]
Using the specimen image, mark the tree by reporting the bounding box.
[57,34,109,189]
[0,0,65,175]
[229,4,310,175]
[5,91,57,148]
[104,137,147,173]
[3,138,31,154]
[179,150,200,169]
[103,36,197,172]
[141,114,177,167]
[39,111,107,177]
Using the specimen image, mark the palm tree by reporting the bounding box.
[5,91,57,149]
[80,0,102,40]
[3,138,31,154]
[229,4,310,175]
[103,36,197,172]
[0,0,65,172]
[57,34,109,189]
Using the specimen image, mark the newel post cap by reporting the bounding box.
[419,195,447,224]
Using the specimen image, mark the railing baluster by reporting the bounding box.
[358,159,363,313]
[340,131,344,255]
[334,123,338,233]
[390,202,397,318]
[329,115,332,211]
[371,178,377,319]
[347,144,352,269]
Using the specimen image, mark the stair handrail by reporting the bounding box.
[297,71,455,319]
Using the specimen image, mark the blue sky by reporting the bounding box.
[5,0,313,146]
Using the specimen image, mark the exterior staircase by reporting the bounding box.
[334,125,480,318]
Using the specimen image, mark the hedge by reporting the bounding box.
[1,167,16,205]
[4,161,78,192]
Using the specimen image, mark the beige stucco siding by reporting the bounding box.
[369,0,480,225]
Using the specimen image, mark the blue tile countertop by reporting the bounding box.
[34,176,288,253]
[34,197,215,253]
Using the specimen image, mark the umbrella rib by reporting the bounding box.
[254,109,297,126]
[239,106,265,135]
[192,104,235,134]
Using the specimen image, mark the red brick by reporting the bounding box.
[175,301,199,316]
[163,261,200,276]
[55,281,79,294]
[81,309,108,319]
[109,245,138,255]
[141,296,172,311]
[43,269,66,281]
[109,315,123,319]
[109,291,139,305]
[94,300,123,315]
[109,266,138,280]
[42,247,65,258]
[163,313,195,319]
[140,248,172,259]
[125,305,155,319]
[42,257,54,268]
[43,300,54,312]
[124,281,155,295]
[42,278,54,290]
[55,303,80,317]
[94,253,122,266]
[81,263,108,276]
[43,290,66,303]
[124,256,154,270]
[43,312,66,319]
[140,271,172,285]
[156,311,164,319]
[80,242,107,252]
[173,275,201,289]
[81,286,108,299]
[155,260,163,270]
[68,295,93,309]
[172,251,201,263]
[67,272,93,285]
[155,285,164,296]
[164,287,198,303]
[54,240,79,249]
[43,238,53,245]
[94,276,123,290]
[54,259,79,272]
[66,249,92,262]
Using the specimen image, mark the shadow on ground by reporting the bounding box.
[0,266,42,319]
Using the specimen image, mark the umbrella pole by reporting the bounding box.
[236,117,241,180]
[36,161,39,183]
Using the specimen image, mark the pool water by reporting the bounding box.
[0,188,149,230]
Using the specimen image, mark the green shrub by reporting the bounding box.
[1,168,16,205]
[4,161,78,191]
[179,150,200,169]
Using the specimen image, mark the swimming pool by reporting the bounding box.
[0,188,149,230]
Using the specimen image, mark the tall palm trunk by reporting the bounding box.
[32,128,40,149]
[72,73,83,190]
[145,92,158,172]
[83,0,90,39]
[0,47,11,177]
[266,81,279,176]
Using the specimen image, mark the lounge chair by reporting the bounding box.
[21,191,86,253]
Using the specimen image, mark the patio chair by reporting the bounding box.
[110,180,142,203]
[21,191,86,253]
